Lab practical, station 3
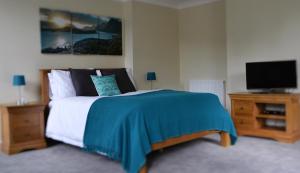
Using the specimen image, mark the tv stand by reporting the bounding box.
[251,89,289,94]
[229,92,300,143]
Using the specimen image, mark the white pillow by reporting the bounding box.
[126,68,136,88]
[96,70,102,76]
[48,72,54,99]
[48,70,76,100]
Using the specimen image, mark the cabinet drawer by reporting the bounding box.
[12,126,41,143]
[11,113,40,128]
[233,100,253,115]
[233,117,254,129]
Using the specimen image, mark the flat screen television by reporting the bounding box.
[246,60,297,91]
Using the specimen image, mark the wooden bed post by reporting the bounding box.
[40,69,51,104]
[139,164,148,173]
[220,132,231,147]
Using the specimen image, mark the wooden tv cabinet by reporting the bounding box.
[229,92,300,143]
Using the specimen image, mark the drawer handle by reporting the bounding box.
[24,120,30,123]
[239,107,244,111]
[239,120,244,124]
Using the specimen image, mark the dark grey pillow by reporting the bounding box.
[69,69,98,96]
[99,68,136,94]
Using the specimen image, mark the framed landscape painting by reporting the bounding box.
[98,17,122,55]
[72,13,99,54]
[40,8,72,54]
[40,8,122,55]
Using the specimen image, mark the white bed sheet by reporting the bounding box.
[46,90,156,148]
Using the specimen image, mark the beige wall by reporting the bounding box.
[0,0,183,103]
[0,0,183,141]
[6,0,299,143]
[179,0,226,89]
[226,0,300,95]
[132,2,180,90]
[123,1,134,70]
[0,0,125,104]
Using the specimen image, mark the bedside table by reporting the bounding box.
[0,103,47,154]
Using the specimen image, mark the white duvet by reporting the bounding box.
[46,90,157,148]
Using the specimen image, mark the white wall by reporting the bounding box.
[132,2,180,90]
[0,0,183,103]
[179,0,300,108]
[0,0,125,104]
[226,0,300,95]
[179,0,226,89]
[5,0,299,143]
[123,1,134,70]
[0,0,182,143]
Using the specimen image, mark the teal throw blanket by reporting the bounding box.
[84,90,237,173]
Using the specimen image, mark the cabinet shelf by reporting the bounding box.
[259,126,286,132]
[256,114,286,120]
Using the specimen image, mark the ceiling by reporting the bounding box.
[136,0,220,9]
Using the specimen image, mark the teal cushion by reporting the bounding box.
[91,75,121,96]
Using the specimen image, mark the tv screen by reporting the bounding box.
[246,60,297,90]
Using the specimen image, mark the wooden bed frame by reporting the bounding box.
[40,69,231,173]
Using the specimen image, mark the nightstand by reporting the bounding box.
[0,103,47,154]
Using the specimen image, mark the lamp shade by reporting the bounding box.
[147,72,156,81]
[13,75,26,86]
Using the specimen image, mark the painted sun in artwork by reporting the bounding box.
[50,16,71,28]
[49,14,71,29]
[40,8,72,53]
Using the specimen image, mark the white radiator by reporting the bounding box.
[189,80,226,107]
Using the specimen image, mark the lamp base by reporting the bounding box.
[17,98,26,106]
[150,81,153,90]
[16,86,26,105]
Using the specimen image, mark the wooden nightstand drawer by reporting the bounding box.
[11,113,40,128]
[233,117,254,129]
[12,126,41,143]
[233,100,253,115]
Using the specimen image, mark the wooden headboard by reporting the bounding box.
[40,69,53,104]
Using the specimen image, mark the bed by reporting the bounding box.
[40,69,236,173]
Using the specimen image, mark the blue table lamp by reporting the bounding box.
[147,72,156,90]
[13,75,26,105]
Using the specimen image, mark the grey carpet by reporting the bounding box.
[1,135,300,173]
